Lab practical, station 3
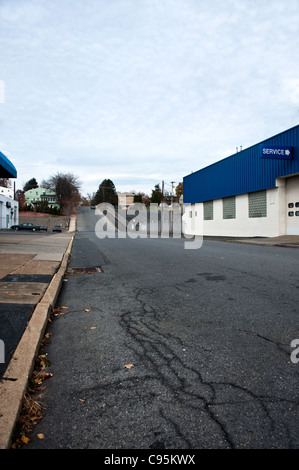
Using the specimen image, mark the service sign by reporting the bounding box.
[260,145,293,160]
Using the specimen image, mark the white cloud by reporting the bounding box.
[0,0,298,197]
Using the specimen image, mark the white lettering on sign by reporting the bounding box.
[261,146,292,159]
[263,148,285,155]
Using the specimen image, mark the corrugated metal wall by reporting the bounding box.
[183,125,299,204]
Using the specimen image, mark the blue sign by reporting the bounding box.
[260,145,293,160]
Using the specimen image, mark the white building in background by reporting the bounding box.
[0,186,14,199]
[0,191,18,229]
[0,150,18,229]
[118,192,135,209]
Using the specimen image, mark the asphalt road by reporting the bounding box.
[27,206,299,449]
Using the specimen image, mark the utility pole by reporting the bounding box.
[170,181,175,232]
[161,181,164,235]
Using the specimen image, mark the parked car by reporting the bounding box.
[52,225,62,232]
[39,225,48,231]
[10,223,40,231]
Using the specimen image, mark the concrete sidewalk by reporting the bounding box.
[0,216,76,449]
[204,234,299,248]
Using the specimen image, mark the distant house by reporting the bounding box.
[118,192,135,209]
[25,187,60,210]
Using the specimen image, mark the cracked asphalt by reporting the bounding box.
[27,207,299,449]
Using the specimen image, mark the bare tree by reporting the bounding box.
[42,172,81,208]
[0,178,11,188]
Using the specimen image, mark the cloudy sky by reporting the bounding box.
[0,0,299,198]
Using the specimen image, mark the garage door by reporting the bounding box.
[286,175,299,235]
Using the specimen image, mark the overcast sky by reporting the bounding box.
[0,0,299,198]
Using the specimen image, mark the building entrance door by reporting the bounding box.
[286,175,299,235]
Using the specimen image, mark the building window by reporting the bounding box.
[223,196,236,219]
[248,191,267,218]
[204,201,213,220]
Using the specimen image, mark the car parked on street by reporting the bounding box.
[52,225,62,232]
[10,223,40,231]
[39,225,48,231]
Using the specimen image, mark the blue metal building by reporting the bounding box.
[183,124,299,204]
[183,125,299,237]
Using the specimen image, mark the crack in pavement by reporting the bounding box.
[119,287,234,448]
[115,286,298,448]
[59,277,298,449]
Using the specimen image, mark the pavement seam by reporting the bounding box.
[8,255,36,276]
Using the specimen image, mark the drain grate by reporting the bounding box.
[68,267,103,274]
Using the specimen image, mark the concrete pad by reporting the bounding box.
[0,254,34,279]
[0,250,71,448]
[0,282,48,304]
[24,234,73,248]
[33,253,64,261]
[0,301,52,449]
[233,235,299,247]
[13,260,59,276]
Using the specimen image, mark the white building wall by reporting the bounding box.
[183,187,283,238]
[285,175,299,235]
[0,194,19,229]
[0,186,14,199]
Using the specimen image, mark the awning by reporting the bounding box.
[0,151,17,178]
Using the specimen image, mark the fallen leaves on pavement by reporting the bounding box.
[11,346,52,448]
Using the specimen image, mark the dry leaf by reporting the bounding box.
[85,308,91,312]
[61,306,68,309]
[90,326,97,330]
[37,433,45,439]
[34,372,53,384]
[124,363,134,369]
[21,435,30,445]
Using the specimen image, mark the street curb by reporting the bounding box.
[0,236,73,449]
